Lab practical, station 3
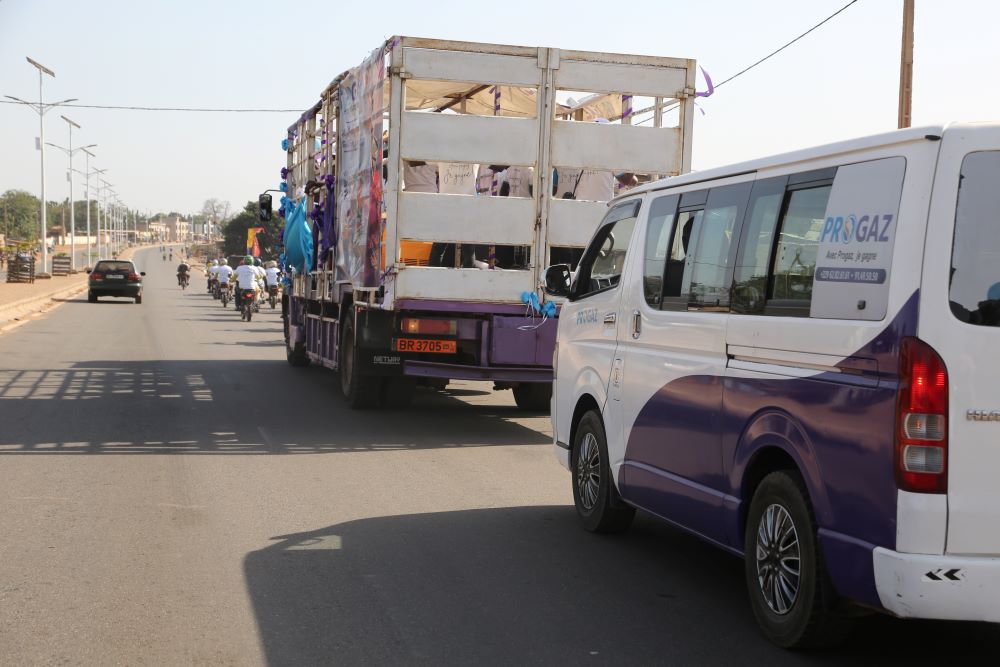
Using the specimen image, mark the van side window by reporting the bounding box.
[573,200,641,300]
[642,195,679,307]
[732,177,787,313]
[950,151,1000,326]
[768,185,831,306]
[686,182,753,310]
[661,207,702,308]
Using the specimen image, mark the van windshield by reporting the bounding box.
[950,151,1000,327]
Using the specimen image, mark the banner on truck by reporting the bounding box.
[336,47,386,288]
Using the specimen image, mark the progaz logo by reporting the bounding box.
[820,214,893,244]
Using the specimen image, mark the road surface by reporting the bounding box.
[0,248,995,665]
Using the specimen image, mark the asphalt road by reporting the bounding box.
[0,248,996,665]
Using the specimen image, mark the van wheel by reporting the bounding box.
[571,410,634,533]
[340,315,382,409]
[512,383,552,412]
[744,471,853,648]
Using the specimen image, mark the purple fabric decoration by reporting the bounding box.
[622,94,633,120]
[319,177,337,264]
[280,167,288,179]
[695,67,715,98]
[278,207,286,219]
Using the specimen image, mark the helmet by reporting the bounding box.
[211,259,218,266]
[253,258,262,267]
[244,255,253,265]
[220,258,228,266]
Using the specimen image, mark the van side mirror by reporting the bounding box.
[258,193,273,222]
[543,264,572,298]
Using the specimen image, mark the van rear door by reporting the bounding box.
[922,126,1000,555]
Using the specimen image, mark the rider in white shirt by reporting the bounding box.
[264,261,281,288]
[216,258,234,287]
[233,256,259,310]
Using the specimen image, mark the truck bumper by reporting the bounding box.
[403,360,552,383]
[873,547,1000,622]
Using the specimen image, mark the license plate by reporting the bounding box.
[106,275,124,280]
[394,338,457,354]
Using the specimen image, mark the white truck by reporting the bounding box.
[272,36,695,409]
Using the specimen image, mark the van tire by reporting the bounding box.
[571,410,634,533]
[512,383,552,412]
[340,314,382,409]
[744,471,853,649]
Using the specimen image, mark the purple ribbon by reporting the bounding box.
[695,67,715,98]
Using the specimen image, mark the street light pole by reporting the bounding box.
[6,58,77,275]
[60,115,81,270]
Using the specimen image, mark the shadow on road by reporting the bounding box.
[0,360,548,454]
[243,507,998,666]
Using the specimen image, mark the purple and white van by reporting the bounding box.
[546,123,1000,647]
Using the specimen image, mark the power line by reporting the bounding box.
[713,0,860,90]
[637,0,861,124]
[0,100,301,113]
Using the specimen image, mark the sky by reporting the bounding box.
[1,0,998,217]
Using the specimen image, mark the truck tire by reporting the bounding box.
[340,315,382,409]
[744,471,853,648]
[284,317,310,368]
[383,377,416,408]
[512,382,552,412]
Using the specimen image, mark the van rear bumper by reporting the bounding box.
[873,548,1000,622]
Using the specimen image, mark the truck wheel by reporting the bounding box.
[340,315,382,409]
[744,471,853,648]
[572,410,634,533]
[285,324,310,368]
[383,377,416,408]
[512,383,552,412]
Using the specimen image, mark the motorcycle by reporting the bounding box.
[268,284,279,309]
[178,273,189,290]
[241,289,257,321]
[220,283,231,307]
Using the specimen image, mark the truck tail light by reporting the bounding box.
[401,317,456,336]
[896,337,948,494]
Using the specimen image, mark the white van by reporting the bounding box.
[545,123,1000,648]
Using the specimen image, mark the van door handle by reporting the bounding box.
[603,313,617,324]
[632,310,641,339]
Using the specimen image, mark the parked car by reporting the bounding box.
[87,259,144,304]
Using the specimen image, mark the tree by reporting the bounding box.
[1,190,40,241]
[222,201,283,259]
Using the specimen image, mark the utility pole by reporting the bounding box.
[898,0,914,129]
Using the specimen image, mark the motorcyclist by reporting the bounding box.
[264,260,281,291]
[252,257,266,303]
[207,259,218,292]
[216,257,234,302]
[233,255,259,311]
[176,259,191,287]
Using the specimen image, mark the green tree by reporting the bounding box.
[1,190,40,241]
[222,201,283,259]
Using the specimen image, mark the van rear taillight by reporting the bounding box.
[896,337,948,494]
